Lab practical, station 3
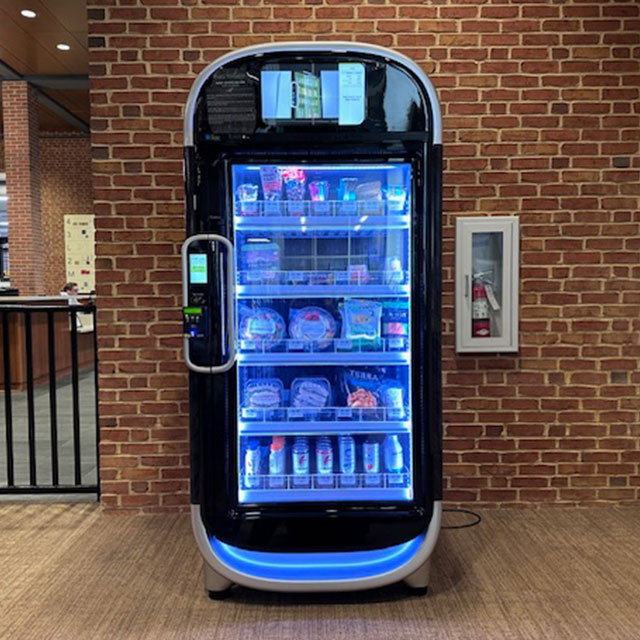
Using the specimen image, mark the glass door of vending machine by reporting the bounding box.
[233,163,414,504]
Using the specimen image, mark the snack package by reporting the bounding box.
[384,185,408,213]
[240,241,280,282]
[355,181,382,201]
[259,166,282,201]
[341,367,387,410]
[381,300,409,349]
[339,299,382,342]
[348,264,370,285]
[239,307,286,350]
[245,378,283,409]
[289,306,337,350]
[384,256,405,284]
[236,183,259,216]
[290,378,331,409]
[282,168,306,216]
[380,380,405,419]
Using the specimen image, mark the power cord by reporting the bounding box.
[441,508,482,530]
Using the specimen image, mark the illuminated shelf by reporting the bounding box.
[234,201,409,219]
[238,420,411,436]
[235,214,410,231]
[239,406,409,423]
[237,282,409,299]
[239,473,412,503]
[237,337,409,365]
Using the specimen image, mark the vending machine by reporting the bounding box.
[182,42,442,597]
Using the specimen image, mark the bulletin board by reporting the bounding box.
[64,214,95,293]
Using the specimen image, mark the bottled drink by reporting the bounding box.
[339,435,356,487]
[384,434,404,485]
[268,435,286,489]
[316,436,334,487]
[292,436,310,488]
[363,437,381,487]
[244,439,261,489]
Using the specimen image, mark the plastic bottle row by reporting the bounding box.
[241,433,410,490]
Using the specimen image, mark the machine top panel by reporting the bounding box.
[185,43,440,144]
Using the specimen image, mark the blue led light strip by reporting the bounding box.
[210,533,425,581]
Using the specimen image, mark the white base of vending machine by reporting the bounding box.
[192,501,441,597]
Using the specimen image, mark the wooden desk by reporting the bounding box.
[0,298,95,391]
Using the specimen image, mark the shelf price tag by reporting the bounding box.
[242,408,258,419]
[263,202,282,216]
[289,409,303,419]
[335,339,353,351]
[337,408,352,419]
[288,340,305,351]
[240,340,257,351]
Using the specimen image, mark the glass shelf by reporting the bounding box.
[239,406,409,423]
[238,420,411,436]
[235,213,410,231]
[237,337,409,365]
[237,282,409,299]
[239,473,411,503]
[234,201,409,219]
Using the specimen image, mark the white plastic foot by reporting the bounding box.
[403,557,431,592]
[204,562,233,598]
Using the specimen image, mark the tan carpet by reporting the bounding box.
[1,503,639,640]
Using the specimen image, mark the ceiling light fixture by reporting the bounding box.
[20,9,37,18]
[56,43,70,51]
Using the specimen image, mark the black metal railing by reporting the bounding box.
[0,303,99,495]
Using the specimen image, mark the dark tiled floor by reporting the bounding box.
[0,369,98,489]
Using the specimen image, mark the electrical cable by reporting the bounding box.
[441,508,482,530]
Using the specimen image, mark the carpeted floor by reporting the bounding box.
[1,503,639,639]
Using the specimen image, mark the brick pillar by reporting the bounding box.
[2,81,44,295]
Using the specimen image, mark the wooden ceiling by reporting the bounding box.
[0,0,88,132]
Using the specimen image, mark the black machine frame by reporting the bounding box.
[185,48,442,553]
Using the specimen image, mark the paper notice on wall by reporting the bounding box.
[64,214,95,294]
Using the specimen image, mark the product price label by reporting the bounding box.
[289,271,307,284]
[363,201,383,214]
[240,340,256,351]
[242,408,258,419]
[289,409,303,419]
[263,202,282,216]
[336,339,353,351]
[340,202,357,216]
[337,408,353,419]
[387,337,405,350]
[312,202,330,216]
[288,340,305,351]
[287,202,305,216]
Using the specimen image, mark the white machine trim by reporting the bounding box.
[191,501,442,592]
[183,41,442,146]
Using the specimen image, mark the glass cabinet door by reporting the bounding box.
[231,163,414,504]
[455,217,519,353]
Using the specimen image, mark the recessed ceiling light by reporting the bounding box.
[20,9,37,18]
[56,43,70,51]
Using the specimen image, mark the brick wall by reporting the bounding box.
[0,135,93,294]
[40,135,94,294]
[88,0,640,513]
[2,81,45,295]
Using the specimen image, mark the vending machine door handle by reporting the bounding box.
[182,234,236,374]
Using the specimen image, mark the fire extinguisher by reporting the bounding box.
[472,274,491,338]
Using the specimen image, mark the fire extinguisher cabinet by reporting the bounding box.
[455,216,519,353]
